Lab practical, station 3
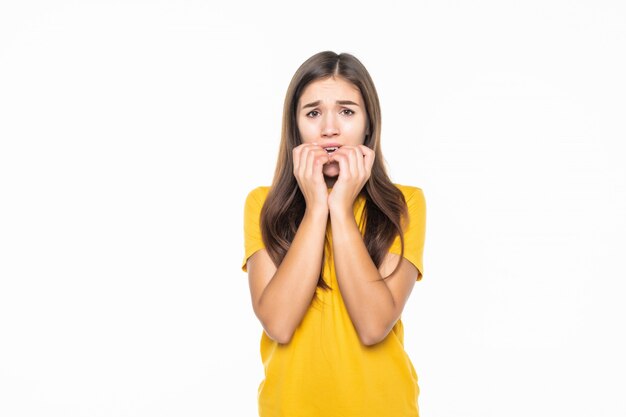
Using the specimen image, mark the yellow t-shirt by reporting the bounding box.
[242,184,426,417]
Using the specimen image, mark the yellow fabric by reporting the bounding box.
[241,184,426,417]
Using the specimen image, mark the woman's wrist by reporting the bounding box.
[305,204,329,220]
[328,205,354,223]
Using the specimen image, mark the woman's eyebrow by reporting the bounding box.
[336,100,359,106]
[301,100,360,109]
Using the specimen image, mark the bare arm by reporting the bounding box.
[247,143,332,344]
[326,145,418,346]
[330,209,417,346]
[247,206,328,344]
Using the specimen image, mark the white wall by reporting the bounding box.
[1,1,624,416]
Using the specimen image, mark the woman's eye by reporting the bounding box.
[306,110,320,117]
[341,109,355,116]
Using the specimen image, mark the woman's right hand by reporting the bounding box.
[292,142,330,213]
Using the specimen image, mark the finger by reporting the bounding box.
[347,147,359,178]
[292,146,301,173]
[359,145,375,173]
[308,147,326,179]
[308,146,329,179]
[359,144,373,159]
[318,148,331,169]
[359,145,374,178]
[307,146,323,176]
[313,149,327,179]
[329,147,349,172]
[297,144,306,178]
[354,146,365,179]
[293,143,311,172]
[302,145,311,178]
[334,151,350,181]
[304,145,318,179]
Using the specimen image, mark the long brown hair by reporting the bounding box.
[260,51,408,295]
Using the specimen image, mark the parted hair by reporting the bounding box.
[260,51,408,294]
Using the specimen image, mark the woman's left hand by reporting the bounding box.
[327,144,375,215]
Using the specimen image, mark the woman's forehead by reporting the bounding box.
[299,77,363,104]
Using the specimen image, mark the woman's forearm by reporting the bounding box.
[258,207,328,344]
[330,208,396,346]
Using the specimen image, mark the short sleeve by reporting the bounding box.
[241,187,267,272]
[388,187,426,281]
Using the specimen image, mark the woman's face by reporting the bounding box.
[296,76,369,180]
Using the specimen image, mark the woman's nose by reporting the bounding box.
[321,114,339,137]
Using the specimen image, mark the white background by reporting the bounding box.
[1,1,625,416]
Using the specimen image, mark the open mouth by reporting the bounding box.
[324,146,340,154]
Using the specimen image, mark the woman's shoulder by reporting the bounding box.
[245,185,271,205]
[392,183,424,200]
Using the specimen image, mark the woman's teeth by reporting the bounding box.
[324,147,339,154]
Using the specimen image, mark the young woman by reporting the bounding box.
[241,51,427,417]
